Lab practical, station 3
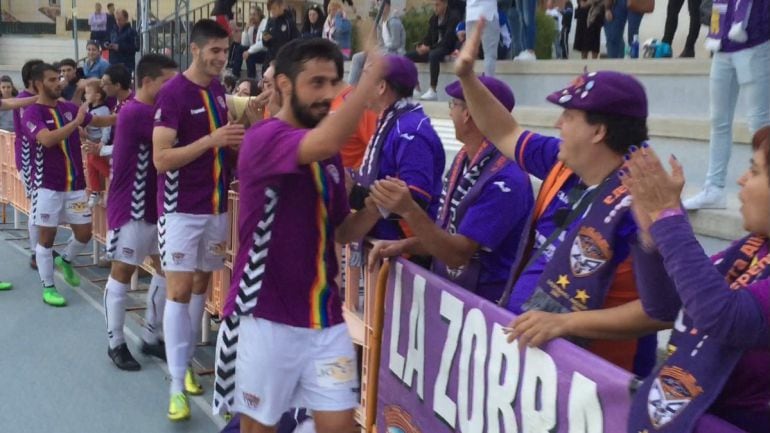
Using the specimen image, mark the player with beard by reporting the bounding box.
[212,38,385,433]
[152,19,244,421]
[22,63,114,307]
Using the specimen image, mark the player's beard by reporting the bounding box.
[291,92,330,129]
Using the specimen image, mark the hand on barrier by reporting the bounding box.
[368,239,409,272]
[209,122,245,151]
[454,18,485,78]
[503,310,569,349]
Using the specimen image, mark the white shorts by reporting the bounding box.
[158,212,228,272]
[230,317,359,426]
[106,220,160,266]
[32,188,91,227]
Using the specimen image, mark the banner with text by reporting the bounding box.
[376,259,635,433]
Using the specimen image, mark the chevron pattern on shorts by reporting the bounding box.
[162,170,179,214]
[21,138,31,195]
[212,187,279,416]
[106,228,121,260]
[158,216,167,268]
[30,145,44,221]
[130,144,150,221]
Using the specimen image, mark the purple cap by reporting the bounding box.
[384,55,418,92]
[546,71,648,119]
[445,76,516,112]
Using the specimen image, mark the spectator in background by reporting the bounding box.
[89,2,109,46]
[466,0,500,75]
[661,0,702,57]
[0,75,18,131]
[58,58,82,102]
[348,0,405,85]
[211,0,236,35]
[223,74,238,94]
[560,0,574,59]
[235,78,259,97]
[302,3,325,38]
[108,9,138,73]
[406,0,461,100]
[454,10,513,62]
[263,0,300,67]
[603,0,643,58]
[323,0,353,58]
[498,0,523,59]
[683,0,770,210]
[574,0,604,58]
[82,80,113,208]
[515,0,537,60]
[546,0,563,57]
[236,7,267,79]
[83,40,111,79]
[106,3,118,43]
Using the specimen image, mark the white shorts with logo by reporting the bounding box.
[32,188,91,227]
[106,220,159,266]
[230,317,359,425]
[158,212,228,272]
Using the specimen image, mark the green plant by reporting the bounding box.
[535,10,558,59]
[402,6,433,52]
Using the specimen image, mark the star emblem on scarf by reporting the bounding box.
[556,274,570,289]
[574,289,590,304]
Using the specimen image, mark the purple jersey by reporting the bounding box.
[12,89,34,172]
[154,74,231,215]
[505,131,636,314]
[23,102,93,192]
[223,118,350,329]
[107,98,158,229]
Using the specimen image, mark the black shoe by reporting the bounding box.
[29,253,37,270]
[141,340,167,361]
[679,49,695,58]
[108,343,141,371]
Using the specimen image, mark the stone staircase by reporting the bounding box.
[0,34,90,67]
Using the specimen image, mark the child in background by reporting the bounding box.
[82,80,112,208]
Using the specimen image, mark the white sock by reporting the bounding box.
[63,237,88,263]
[142,275,167,344]
[28,217,38,252]
[104,276,129,349]
[187,293,207,361]
[164,300,190,395]
[35,244,54,287]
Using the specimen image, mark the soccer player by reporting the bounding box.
[22,63,114,306]
[212,38,384,433]
[103,54,178,371]
[152,19,244,420]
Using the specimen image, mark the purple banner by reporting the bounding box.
[376,259,634,433]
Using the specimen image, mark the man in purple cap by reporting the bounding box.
[212,38,385,433]
[453,23,669,376]
[351,54,445,244]
[368,76,533,303]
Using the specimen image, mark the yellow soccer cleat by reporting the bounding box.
[184,367,204,396]
[167,393,190,422]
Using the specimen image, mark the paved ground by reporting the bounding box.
[0,215,225,433]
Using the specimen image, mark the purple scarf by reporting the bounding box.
[706,0,752,51]
[431,143,506,292]
[517,172,633,322]
[629,235,770,433]
[355,98,420,187]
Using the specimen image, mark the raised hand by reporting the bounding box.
[620,145,685,222]
[454,18,485,78]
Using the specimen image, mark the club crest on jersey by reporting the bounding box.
[217,95,226,108]
[647,366,703,427]
[570,226,612,277]
[326,164,340,184]
[63,112,73,122]
[154,109,162,121]
[171,252,185,264]
[26,121,37,132]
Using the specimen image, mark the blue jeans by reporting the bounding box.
[518,0,537,51]
[603,0,643,58]
[706,41,770,187]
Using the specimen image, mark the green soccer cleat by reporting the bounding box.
[0,281,12,291]
[42,285,67,307]
[167,393,190,422]
[184,367,204,396]
[54,256,80,287]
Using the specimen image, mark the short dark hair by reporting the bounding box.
[21,59,44,88]
[107,2,114,7]
[59,58,77,69]
[752,125,770,185]
[135,54,177,88]
[86,40,100,49]
[387,81,414,99]
[190,19,230,48]
[585,112,649,155]
[30,63,58,88]
[223,74,238,92]
[274,38,343,85]
[104,64,131,90]
[236,78,260,96]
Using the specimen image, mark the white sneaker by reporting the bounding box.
[682,185,726,210]
[420,89,438,101]
[514,50,537,61]
[87,192,100,209]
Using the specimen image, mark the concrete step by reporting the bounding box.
[0,35,89,66]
